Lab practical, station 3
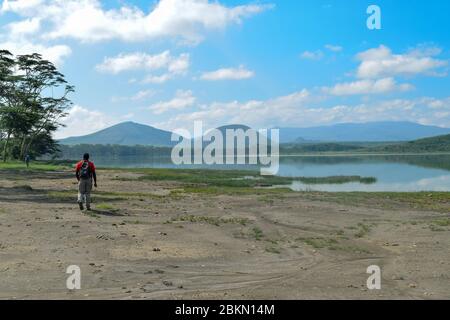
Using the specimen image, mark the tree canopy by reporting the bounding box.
[0,50,74,161]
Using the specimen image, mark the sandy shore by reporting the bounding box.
[0,168,449,299]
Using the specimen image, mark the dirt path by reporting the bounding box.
[0,169,449,299]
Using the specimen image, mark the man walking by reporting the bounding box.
[75,153,97,211]
[24,154,30,168]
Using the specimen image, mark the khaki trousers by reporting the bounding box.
[78,179,93,208]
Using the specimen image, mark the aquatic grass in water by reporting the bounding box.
[127,168,377,188]
[297,176,377,185]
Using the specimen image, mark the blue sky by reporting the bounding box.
[0,0,449,138]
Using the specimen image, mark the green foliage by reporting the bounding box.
[0,50,74,161]
[0,160,70,171]
[168,214,249,226]
[370,134,450,153]
[303,191,450,213]
[123,168,376,188]
[281,143,365,153]
[55,144,172,159]
[281,134,450,155]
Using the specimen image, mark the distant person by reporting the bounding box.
[24,154,30,168]
[75,153,97,211]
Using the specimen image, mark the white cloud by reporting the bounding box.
[0,40,71,67]
[1,0,270,66]
[323,78,413,96]
[300,50,324,60]
[200,66,254,81]
[132,90,155,101]
[0,1,70,66]
[7,17,41,36]
[2,0,272,44]
[56,105,116,139]
[325,44,343,52]
[96,51,189,84]
[156,89,312,129]
[111,90,156,103]
[156,90,450,130]
[149,90,196,114]
[142,74,173,84]
[1,0,43,13]
[301,45,342,61]
[96,51,189,74]
[356,45,448,79]
[122,113,135,120]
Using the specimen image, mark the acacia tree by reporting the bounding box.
[0,51,74,161]
[0,50,19,161]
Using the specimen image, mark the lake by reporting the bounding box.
[90,154,450,192]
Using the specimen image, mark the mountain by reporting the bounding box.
[59,121,450,147]
[59,122,177,146]
[194,124,266,149]
[370,134,450,153]
[278,122,450,143]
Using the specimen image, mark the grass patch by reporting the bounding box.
[169,214,249,226]
[429,225,445,232]
[428,218,450,231]
[354,223,372,238]
[96,203,116,211]
[265,246,281,254]
[136,168,294,188]
[11,185,33,191]
[329,245,371,254]
[432,218,450,227]
[303,191,450,213]
[298,176,376,185]
[47,191,126,203]
[0,161,71,171]
[47,191,73,200]
[298,236,371,254]
[298,237,338,249]
[250,227,264,241]
[177,185,293,196]
[97,190,169,200]
[114,168,376,189]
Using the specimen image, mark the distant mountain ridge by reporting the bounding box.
[58,121,450,146]
[278,121,450,143]
[59,122,177,147]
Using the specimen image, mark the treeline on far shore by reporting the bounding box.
[51,144,173,160]
[52,143,361,160]
[52,134,450,161]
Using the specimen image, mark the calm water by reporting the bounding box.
[91,154,450,192]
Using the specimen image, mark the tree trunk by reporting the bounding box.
[25,138,34,158]
[19,136,27,160]
[2,131,11,162]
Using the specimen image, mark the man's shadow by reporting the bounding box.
[86,209,125,217]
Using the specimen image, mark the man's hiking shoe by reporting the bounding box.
[78,202,84,211]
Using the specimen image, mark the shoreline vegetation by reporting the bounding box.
[54,145,450,159]
[2,160,449,214]
[0,160,377,185]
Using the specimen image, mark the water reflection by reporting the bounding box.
[90,154,450,192]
